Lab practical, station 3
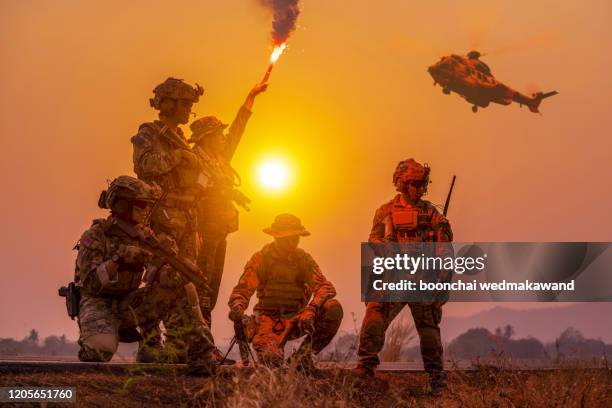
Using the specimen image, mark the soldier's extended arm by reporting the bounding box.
[111,218,209,291]
[223,106,252,161]
[228,253,262,313]
[224,83,267,160]
[132,127,184,179]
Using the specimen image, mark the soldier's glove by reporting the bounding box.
[297,306,316,334]
[228,306,244,322]
[116,244,152,265]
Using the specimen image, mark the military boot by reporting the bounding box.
[136,345,161,363]
[78,345,113,363]
[187,351,217,377]
[430,371,448,396]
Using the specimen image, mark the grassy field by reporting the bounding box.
[1,365,610,407]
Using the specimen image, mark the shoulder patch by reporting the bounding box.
[79,228,104,251]
[78,219,109,250]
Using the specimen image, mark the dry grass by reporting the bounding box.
[1,365,610,407]
[379,312,416,363]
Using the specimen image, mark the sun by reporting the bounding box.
[256,157,292,191]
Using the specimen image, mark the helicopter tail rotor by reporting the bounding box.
[528,91,559,113]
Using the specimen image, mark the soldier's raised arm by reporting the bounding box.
[224,82,268,160]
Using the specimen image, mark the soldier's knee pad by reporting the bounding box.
[81,333,118,356]
[321,299,343,323]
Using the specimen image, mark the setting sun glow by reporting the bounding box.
[256,157,292,191]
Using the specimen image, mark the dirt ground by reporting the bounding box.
[1,365,610,407]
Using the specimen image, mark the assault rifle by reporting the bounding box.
[110,218,209,291]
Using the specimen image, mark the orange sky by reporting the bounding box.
[1,0,611,343]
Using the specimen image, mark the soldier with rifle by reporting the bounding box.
[227,214,343,370]
[354,159,454,396]
[131,77,230,362]
[59,176,216,375]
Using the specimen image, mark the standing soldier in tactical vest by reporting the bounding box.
[131,77,214,361]
[73,176,216,375]
[132,77,203,262]
[228,214,343,369]
[189,82,268,327]
[354,159,453,396]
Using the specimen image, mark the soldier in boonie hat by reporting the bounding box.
[227,213,343,369]
[262,213,311,238]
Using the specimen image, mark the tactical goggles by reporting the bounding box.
[408,180,429,188]
[132,200,152,209]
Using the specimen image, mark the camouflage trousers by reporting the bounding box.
[357,302,443,373]
[147,203,205,356]
[251,299,343,366]
[77,285,215,368]
[195,228,228,324]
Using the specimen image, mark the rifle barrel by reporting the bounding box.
[443,175,456,217]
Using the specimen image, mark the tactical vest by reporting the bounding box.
[75,219,145,297]
[133,123,200,194]
[255,246,311,314]
[389,202,437,243]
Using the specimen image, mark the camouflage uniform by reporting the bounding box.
[75,176,215,374]
[131,78,206,357]
[356,159,452,391]
[189,107,252,323]
[131,123,201,261]
[228,214,343,366]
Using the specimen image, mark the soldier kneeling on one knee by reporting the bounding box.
[65,176,216,376]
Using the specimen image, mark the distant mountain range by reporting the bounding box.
[441,303,612,343]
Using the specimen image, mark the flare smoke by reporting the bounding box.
[259,0,300,44]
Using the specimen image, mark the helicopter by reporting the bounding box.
[428,51,557,113]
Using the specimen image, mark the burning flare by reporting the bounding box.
[262,43,286,83]
[270,43,287,64]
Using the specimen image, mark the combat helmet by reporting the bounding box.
[149,77,204,110]
[188,116,228,144]
[393,158,430,191]
[98,176,161,210]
